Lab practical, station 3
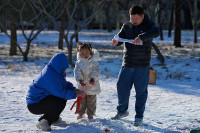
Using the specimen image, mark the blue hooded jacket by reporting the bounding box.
[26,53,77,105]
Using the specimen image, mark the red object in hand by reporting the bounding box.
[80,83,86,86]
[70,96,83,114]
[89,81,94,85]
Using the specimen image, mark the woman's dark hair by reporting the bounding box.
[129,5,144,15]
[77,42,92,53]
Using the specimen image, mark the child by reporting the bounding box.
[74,42,101,120]
[26,53,85,131]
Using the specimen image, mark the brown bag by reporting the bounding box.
[149,68,156,85]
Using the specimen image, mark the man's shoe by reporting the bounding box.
[111,112,129,120]
[134,118,143,126]
[36,119,51,131]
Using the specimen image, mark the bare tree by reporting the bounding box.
[58,9,67,50]
[157,1,163,40]
[65,0,105,66]
[4,0,67,61]
[141,0,158,21]
[36,0,105,66]
[187,0,199,43]
[9,13,17,56]
[143,0,171,40]
[0,1,18,56]
[174,0,182,47]
[104,0,112,32]
[168,2,174,37]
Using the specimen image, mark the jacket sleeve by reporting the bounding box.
[44,73,76,100]
[74,62,84,81]
[138,21,159,41]
[64,80,76,90]
[90,62,101,81]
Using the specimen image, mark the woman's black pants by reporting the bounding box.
[28,95,67,125]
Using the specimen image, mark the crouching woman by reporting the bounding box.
[26,53,85,131]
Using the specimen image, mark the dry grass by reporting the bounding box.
[0,44,200,81]
[1,44,200,60]
[7,64,25,71]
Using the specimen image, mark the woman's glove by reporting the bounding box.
[89,78,95,85]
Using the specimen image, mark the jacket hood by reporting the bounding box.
[77,49,99,62]
[48,53,69,73]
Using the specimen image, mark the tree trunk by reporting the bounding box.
[158,1,163,40]
[97,10,103,30]
[193,24,197,43]
[0,24,5,32]
[74,17,79,42]
[58,9,66,49]
[9,15,17,56]
[152,43,164,65]
[99,13,103,30]
[105,2,112,32]
[192,0,198,43]
[183,5,192,29]
[67,41,74,67]
[23,41,31,61]
[82,6,87,22]
[174,0,182,47]
[23,53,28,61]
[74,23,79,42]
[116,19,120,30]
[114,1,120,30]
[168,5,174,37]
[64,35,74,67]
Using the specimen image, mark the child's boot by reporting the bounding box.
[88,115,93,120]
[77,114,84,119]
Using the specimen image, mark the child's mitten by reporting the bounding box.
[79,80,86,86]
[89,78,95,85]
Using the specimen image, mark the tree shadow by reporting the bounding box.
[50,118,142,133]
[120,119,181,133]
[49,118,183,133]
[155,80,200,97]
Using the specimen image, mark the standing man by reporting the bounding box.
[111,5,159,126]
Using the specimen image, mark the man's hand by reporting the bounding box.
[112,39,118,46]
[133,37,142,45]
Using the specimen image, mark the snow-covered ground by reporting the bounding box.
[0,30,200,133]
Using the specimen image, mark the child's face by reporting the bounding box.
[79,48,91,59]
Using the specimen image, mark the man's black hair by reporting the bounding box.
[129,5,144,15]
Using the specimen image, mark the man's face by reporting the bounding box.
[130,14,144,26]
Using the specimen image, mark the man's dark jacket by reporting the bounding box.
[117,14,159,68]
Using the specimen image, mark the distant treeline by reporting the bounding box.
[0,0,199,62]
